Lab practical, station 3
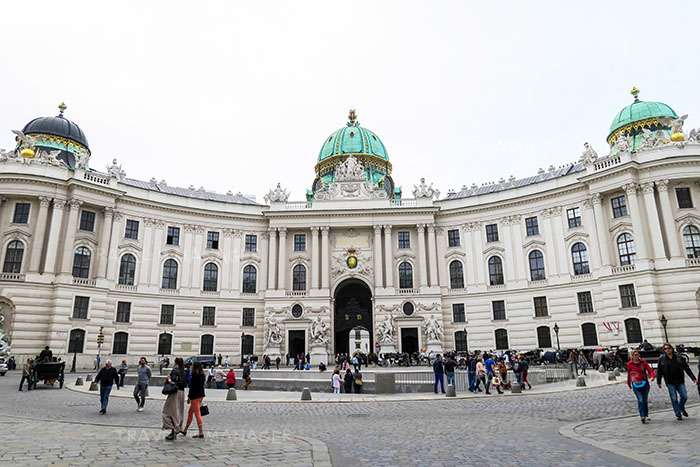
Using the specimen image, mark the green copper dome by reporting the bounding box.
[608,87,677,143]
[318,110,388,162]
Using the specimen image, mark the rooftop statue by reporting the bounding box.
[579,142,599,165]
[335,155,365,182]
[615,131,631,154]
[264,183,290,203]
[413,178,440,199]
[106,159,126,180]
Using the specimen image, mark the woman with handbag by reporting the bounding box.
[181,361,206,438]
[162,357,186,440]
[353,369,363,393]
[474,357,486,393]
[627,349,655,423]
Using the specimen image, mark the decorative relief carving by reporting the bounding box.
[38,196,51,208]
[412,178,440,199]
[264,183,289,203]
[655,180,669,192]
[623,183,639,196]
[313,155,388,200]
[641,182,655,194]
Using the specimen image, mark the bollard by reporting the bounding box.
[607,371,616,381]
[614,368,621,377]
[301,387,312,401]
[75,377,84,386]
[89,381,98,391]
[226,388,237,401]
[598,365,606,373]
[446,384,456,398]
[86,374,93,382]
[511,382,522,394]
[576,376,587,387]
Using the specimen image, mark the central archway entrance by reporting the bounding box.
[334,279,373,356]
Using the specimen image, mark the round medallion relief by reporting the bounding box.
[402,302,414,316]
[291,304,303,318]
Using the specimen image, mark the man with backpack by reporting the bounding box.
[468,354,478,392]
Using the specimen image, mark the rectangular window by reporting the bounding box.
[72,296,90,319]
[534,296,549,317]
[567,207,582,228]
[242,307,255,327]
[619,284,637,308]
[160,304,174,325]
[166,226,180,246]
[115,301,131,323]
[242,334,254,355]
[525,217,539,236]
[447,229,460,247]
[124,219,139,239]
[485,223,499,242]
[676,187,693,209]
[206,231,219,249]
[492,300,506,320]
[245,234,257,252]
[79,210,96,232]
[611,196,628,218]
[577,291,594,314]
[398,231,410,249]
[294,234,306,252]
[202,306,216,326]
[12,202,30,224]
[452,303,466,323]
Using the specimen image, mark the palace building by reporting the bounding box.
[1,89,700,366]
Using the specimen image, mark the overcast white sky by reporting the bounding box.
[2,1,699,201]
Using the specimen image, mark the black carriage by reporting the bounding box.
[30,361,65,389]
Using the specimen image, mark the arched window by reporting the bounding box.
[495,328,509,350]
[536,326,552,348]
[398,262,413,289]
[200,334,214,355]
[488,256,504,285]
[449,260,464,289]
[683,225,700,258]
[292,264,306,291]
[625,318,643,344]
[2,240,24,273]
[571,242,590,275]
[158,333,172,355]
[581,323,598,346]
[528,250,546,281]
[113,332,129,354]
[68,329,85,353]
[241,334,254,355]
[203,263,218,291]
[242,265,257,293]
[161,259,178,289]
[454,331,468,352]
[617,233,636,266]
[118,254,136,285]
[72,247,91,278]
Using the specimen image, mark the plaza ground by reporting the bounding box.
[1,370,699,466]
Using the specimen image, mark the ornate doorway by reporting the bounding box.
[334,279,373,355]
[401,327,419,354]
[288,330,306,358]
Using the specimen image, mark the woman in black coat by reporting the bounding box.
[181,361,206,438]
[343,369,354,393]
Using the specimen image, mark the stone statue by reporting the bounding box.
[310,316,329,345]
[422,315,444,342]
[688,127,700,143]
[640,128,670,150]
[264,183,290,203]
[579,142,598,165]
[376,314,396,344]
[661,114,688,137]
[106,159,126,180]
[11,130,38,151]
[413,178,440,199]
[264,312,283,346]
[0,314,10,362]
[74,148,89,169]
[615,131,631,153]
[335,155,365,182]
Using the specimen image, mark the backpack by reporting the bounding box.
[513,362,521,373]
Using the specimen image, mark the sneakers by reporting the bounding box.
[99,409,106,415]
[676,415,683,421]
[682,409,689,417]
[137,407,144,412]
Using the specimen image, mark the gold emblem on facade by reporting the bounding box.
[346,248,358,269]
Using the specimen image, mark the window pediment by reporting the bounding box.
[609,221,633,235]
[522,239,546,250]
[201,252,222,262]
[564,232,589,243]
[483,245,505,256]
[394,252,416,260]
[242,254,261,264]
[444,250,466,259]
[159,247,181,257]
[75,234,98,246]
[3,228,31,241]
[119,243,142,253]
[675,212,700,226]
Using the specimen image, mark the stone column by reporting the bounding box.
[624,183,649,261]
[28,196,51,272]
[427,224,439,287]
[500,218,516,281]
[267,228,277,290]
[96,207,114,278]
[373,225,383,288]
[259,231,269,291]
[416,224,428,288]
[231,230,242,291]
[191,226,204,289]
[552,208,568,275]
[277,227,287,291]
[510,216,526,281]
[311,227,320,289]
[321,227,330,289]
[540,209,558,277]
[591,193,612,266]
[656,180,682,259]
[582,198,602,270]
[149,221,164,285]
[221,229,232,290]
[59,199,83,275]
[383,225,393,288]
[181,225,195,288]
[641,182,667,260]
[139,218,155,284]
[105,211,123,281]
[435,227,448,288]
[472,223,485,285]
[462,224,476,286]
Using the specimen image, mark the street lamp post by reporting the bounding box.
[553,323,560,351]
[463,327,468,353]
[240,332,246,367]
[660,314,669,343]
[70,334,78,373]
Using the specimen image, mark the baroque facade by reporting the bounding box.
[1,91,700,366]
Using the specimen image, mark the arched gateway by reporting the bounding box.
[333,279,373,355]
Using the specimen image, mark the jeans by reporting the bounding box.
[434,373,445,393]
[133,383,147,407]
[632,382,650,418]
[100,385,113,411]
[522,371,531,388]
[514,372,523,387]
[446,372,455,387]
[119,372,126,388]
[216,381,223,389]
[468,372,475,391]
[666,383,688,417]
[19,375,32,391]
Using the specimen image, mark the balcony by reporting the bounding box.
[201,290,220,297]
[115,284,137,292]
[0,273,25,282]
[686,258,700,267]
[82,171,111,186]
[397,288,419,295]
[528,279,549,288]
[73,277,96,287]
[487,284,506,292]
[159,288,179,295]
[285,290,307,297]
[448,287,466,295]
[611,264,636,275]
[571,273,593,282]
[593,155,621,171]
[240,292,258,298]
[390,199,417,207]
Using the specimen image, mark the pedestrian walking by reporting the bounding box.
[118,360,128,388]
[353,369,363,393]
[627,350,655,423]
[474,357,486,392]
[497,358,508,384]
[19,358,32,391]
[433,354,445,394]
[468,355,477,392]
[332,368,341,394]
[520,357,532,390]
[214,365,226,389]
[485,354,502,395]
[444,354,457,389]
[578,351,588,376]
[95,360,120,414]
[656,343,697,420]
[512,355,523,388]
[344,368,354,393]
[275,356,281,370]
[133,357,151,412]
[352,355,359,372]
[226,368,236,389]
[217,354,222,366]
[181,361,206,439]
[163,357,186,440]
[242,361,252,389]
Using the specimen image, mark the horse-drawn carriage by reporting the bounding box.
[30,361,65,389]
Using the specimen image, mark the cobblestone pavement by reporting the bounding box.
[3,372,700,466]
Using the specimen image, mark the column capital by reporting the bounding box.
[233,229,243,238]
[278,227,288,237]
[416,223,426,233]
[185,224,197,233]
[623,183,639,196]
[155,220,165,229]
[260,230,269,240]
[310,226,320,235]
[427,223,436,233]
[640,182,656,194]
[549,207,561,216]
[383,225,392,234]
[655,179,670,192]
[268,227,277,235]
[223,228,234,238]
[112,210,124,221]
[38,196,52,208]
[582,198,593,209]
[373,225,383,235]
[144,217,156,227]
[320,226,330,235]
[540,208,552,219]
[53,198,67,210]
[500,216,511,226]
[591,192,603,205]
[68,198,83,210]
[194,225,205,235]
[103,206,115,218]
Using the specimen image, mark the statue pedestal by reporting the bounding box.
[264,344,281,362]
[378,343,396,354]
[425,340,443,354]
[309,344,329,365]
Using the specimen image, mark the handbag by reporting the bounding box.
[199,404,209,416]
[162,381,178,395]
[355,378,363,386]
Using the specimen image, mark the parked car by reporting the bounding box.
[184,355,216,368]
[0,362,7,376]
